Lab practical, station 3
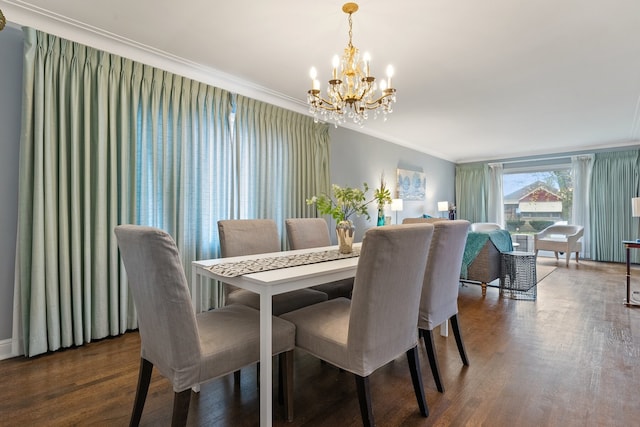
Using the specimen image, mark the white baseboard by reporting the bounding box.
[0,338,19,360]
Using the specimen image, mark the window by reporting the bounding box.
[503,167,573,234]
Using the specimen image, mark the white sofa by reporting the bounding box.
[534,224,584,266]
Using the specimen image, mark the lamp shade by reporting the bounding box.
[391,198,403,211]
[633,197,640,217]
[437,201,449,212]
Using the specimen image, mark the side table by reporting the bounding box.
[622,240,640,307]
[500,251,537,300]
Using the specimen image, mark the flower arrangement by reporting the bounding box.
[306,183,372,224]
[306,174,393,225]
[307,177,392,253]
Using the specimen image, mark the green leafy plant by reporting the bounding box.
[307,183,373,223]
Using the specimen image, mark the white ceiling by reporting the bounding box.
[3,0,640,163]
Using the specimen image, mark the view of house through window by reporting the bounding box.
[503,167,573,251]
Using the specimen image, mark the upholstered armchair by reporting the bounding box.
[114,225,296,425]
[470,222,502,232]
[534,224,584,266]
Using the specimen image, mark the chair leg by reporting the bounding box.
[354,375,374,427]
[554,251,559,260]
[575,251,580,264]
[450,314,469,366]
[566,251,570,266]
[278,357,284,405]
[130,358,153,427]
[171,389,191,427]
[406,345,429,417]
[233,370,241,385]
[279,350,294,422]
[421,328,444,393]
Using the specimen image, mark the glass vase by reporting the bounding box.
[377,206,385,226]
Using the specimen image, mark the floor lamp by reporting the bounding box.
[391,198,403,224]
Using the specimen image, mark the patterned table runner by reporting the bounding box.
[207,248,361,278]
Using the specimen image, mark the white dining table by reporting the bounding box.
[191,244,360,427]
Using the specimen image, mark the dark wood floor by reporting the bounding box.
[2,257,640,426]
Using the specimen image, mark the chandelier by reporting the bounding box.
[307,2,396,126]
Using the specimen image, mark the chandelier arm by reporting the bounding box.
[308,92,343,112]
[362,90,397,109]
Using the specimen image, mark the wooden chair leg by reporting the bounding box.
[233,370,241,385]
[354,375,374,427]
[278,356,284,405]
[450,314,470,366]
[171,389,191,427]
[406,345,429,417]
[421,328,444,393]
[280,350,294,422]
[130,358,153,427]
[481,282,487,296]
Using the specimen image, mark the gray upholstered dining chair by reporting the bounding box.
[114,225,296,426]
[285,218,354,299]
[281,224,435,426]
[218,219,329,314]
[418,219,471,393]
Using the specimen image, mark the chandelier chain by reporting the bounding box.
[347,12,353,49]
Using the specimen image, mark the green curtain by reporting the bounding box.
[455,163,488,223]
[15,28,330,357]
[589,150,640,263]
[233,95,330,246]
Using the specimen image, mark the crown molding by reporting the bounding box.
[0,1,310,116]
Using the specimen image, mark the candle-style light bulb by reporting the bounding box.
[386,65,394,88]
[363,52,371,77]
[332,55,340,79]
[310,67,319,90]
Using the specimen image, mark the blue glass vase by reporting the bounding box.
[377,207,385,226]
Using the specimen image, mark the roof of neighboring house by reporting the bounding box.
[504,181,561,204]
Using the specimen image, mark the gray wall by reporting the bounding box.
[0,25,24,341]
[329,126,456,242]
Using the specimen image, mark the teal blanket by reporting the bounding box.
[460,230,513,279]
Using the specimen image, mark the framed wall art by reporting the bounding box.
[396,168,426,201]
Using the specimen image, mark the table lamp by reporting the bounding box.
[438,201,449,218]
[391,198,403,224]
[633,197,640,242]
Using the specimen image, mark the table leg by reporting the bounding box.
[191,264,201,313]
[627,246,631,305]
[260,292,273,427]
[439,321,448,337]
